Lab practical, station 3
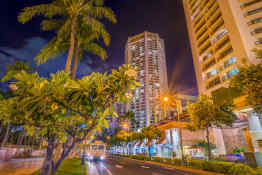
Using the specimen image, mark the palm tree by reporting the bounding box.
[18,0,116,74]
[35,25,109,78]
[141,126,161,158]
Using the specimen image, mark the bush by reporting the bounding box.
[228,164,257,175]
[256,166,262,175]
[152,157,164,163]
[203,161,235,174]
[151,157,182,166]
[187,159,206,170]
[130,155,150,161]
[172,158,183,166]
[117,154,259,175]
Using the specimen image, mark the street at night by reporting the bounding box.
[1,0,262,174]
[86,157,198,175]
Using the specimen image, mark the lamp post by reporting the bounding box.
[162,95,185,165]
[175,99,185,165]
[163,96,169,120]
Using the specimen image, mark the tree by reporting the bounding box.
[0,61,34,147]
[0,65,138,175]
[230,63,262,114]
[141,125,161,157]
[18,0,116,74]
[1,61,34,82]
[193,140,216,157]
[35,23,110,79]
[187,94,236,160]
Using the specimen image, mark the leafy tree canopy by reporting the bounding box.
[187,94,236,130]
[1,61,34,82]
[0,64,138,175]
[212,87,242,106]
[230,63,262,113]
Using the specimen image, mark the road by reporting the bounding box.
[86,157,200,175]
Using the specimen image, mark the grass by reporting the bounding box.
[31,158,86,175]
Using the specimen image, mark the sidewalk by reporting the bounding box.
[0,158,43,175]
[124,157,224,175]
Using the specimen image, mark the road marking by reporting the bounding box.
[102,165,113,175]
[87,162,99,175]
[140,166,150,169]
[115,164,123,168]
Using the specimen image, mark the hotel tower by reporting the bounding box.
[183,0,262,154]
[125,31,168,131]
[183,0,260,94]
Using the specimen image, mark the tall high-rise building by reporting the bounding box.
[183,0,260,94]
[125,31,168,131]
[183,0,262,154]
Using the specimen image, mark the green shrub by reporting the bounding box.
[228,164,257,175]
[172,158,182,166]
[130,155,150,161]
[203,161,235,174]
[256,166,262,175]
[152,157,164,163]
[187,159,206,170]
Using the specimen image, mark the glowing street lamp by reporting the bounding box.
[122,122,130,131]
[163,97,169,102]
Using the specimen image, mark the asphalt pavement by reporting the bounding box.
[86,157,200,175]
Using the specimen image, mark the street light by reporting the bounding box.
[163,97,169,102]
[122,121,130,132]
[161,93,185,165]
[162,96,169,120]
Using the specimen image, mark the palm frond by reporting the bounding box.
[18,4,65,24]
[35,39,68,65]
[41,19,66,31]
[84,6,117,23]
[100,28,111,46]
[84,16,106,32]
[83,43,107,60]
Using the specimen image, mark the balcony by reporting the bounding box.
[241,0,262,9]
[199,42,212,55]
[197,35,210,48]
[201,51,213,63]
[202,58,216,72]
[196,26,208,40]
[212,29,228,44]
[217,46,233,61]
[206,77,221,90]
[210,18,224,35]
[214,36,230,52]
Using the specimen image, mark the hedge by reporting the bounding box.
[114,154,261,175]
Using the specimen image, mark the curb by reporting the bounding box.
[120,157,224,175]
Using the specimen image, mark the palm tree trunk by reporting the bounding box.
[65,16,77,74]
[206,126,211,160]
[71,45,80,79]
[1,122,11,147]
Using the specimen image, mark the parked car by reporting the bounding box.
[220,153,245,163]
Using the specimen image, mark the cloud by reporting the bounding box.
[0,37,113,87]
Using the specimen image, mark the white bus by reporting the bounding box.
[84,141,106,161]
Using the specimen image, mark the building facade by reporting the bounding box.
[183,0,262,155]
[183,0,260,94]
[125,31,168,131]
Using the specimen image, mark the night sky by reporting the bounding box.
[1,0,197,95]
